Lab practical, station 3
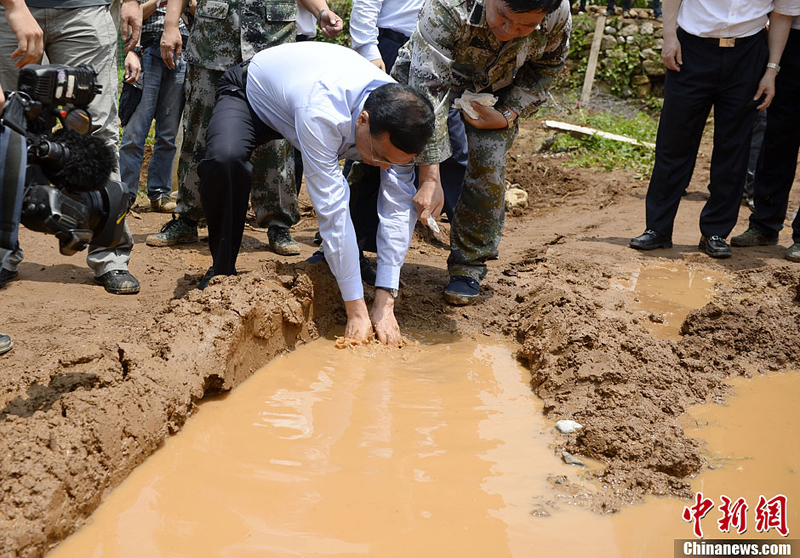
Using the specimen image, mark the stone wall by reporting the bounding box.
[569,5,666,98]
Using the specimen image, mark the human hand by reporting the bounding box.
[160,24,183,70]
[4,1,43,69]
[370,58,386,72]
[319,9,343,38]
[754,69,777,110]
[461,102,508,130]
[370,290,403,347]
[120,0,143,54]
[661,33,682,72]
[124,50,142,83]
[414,164,444,223]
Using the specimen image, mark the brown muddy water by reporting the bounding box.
[48,265,797,557]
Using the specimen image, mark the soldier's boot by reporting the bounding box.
[146,215,199,247]
[730,227,779,247]
[268,226,301,256]
[443,276,480,306]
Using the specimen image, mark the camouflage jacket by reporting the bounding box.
[185,0,297,71]
[392,0,571,164]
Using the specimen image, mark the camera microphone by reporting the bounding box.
[40,128,116,192]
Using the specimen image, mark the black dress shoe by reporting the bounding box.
[699,235,732,259]
[0,268,19,289]
[630,229,673,250]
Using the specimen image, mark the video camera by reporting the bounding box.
[0,64,128,255]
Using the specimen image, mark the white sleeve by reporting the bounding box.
[375,163,417,290]
[295,109,364,302]
[350,0,384,62]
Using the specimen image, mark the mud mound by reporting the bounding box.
[0,270,319,558]
[514,259,800,512]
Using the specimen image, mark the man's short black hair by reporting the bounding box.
[503,0,563,14]
[363,83,435,155]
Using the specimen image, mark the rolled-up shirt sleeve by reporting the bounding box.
[295,108,364,302]
[375,164,417,289]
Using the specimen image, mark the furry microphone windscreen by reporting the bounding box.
[45,128,116,192]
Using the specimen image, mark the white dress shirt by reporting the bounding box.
[247,42,417,302]
[677,0,800,38]
[350,0,424,61]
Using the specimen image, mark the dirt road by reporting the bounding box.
[1,121,798,557]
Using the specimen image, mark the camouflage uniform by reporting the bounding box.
[176,0,298,226]
[392,0,571,281]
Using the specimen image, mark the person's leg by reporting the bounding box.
[699,35,767,241]
[742,108,767,205]
[440,108,468,220]
[119,46,162,204]
[198,65,283,277]
[643,30,715,239]
[749,30,800,243]
[0,125,25,287]
[146,47,187,204]
[652,0,662,18]
[447,123,517,285]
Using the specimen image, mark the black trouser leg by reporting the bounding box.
[750,29,800,242]
[198,64,282,276]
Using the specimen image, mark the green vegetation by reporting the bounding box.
[540,104,659,178]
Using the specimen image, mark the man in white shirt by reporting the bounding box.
[630,0,798,258]
[197,42,435,346]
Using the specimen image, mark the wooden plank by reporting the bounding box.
[580,15,606,104]
[543,120,656,149]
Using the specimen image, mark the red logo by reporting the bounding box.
[683,493,790,538]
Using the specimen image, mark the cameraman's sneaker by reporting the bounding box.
[146,215,198,247]
[95,270,141,294]
[0,268,18,289]
[443,275,480,306]
[268,226,301,256]
[0,333,12,355]
[731,227,779,247]
[150,196,177,213]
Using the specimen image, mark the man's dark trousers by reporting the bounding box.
[749,28,800,243]
[645,28,768,240]
[198,62,283,276]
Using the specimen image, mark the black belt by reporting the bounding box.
[378,28,409,45]
[691,30,763,48]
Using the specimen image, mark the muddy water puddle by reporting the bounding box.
[614,264,726,338]
[48,338,797,557]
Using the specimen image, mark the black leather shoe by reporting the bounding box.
[630,229,673,250]
[0,268,19,289]
[699,235,732,259]
[94,270,141,294]
[359,252,377,287]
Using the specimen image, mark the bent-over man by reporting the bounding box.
[198,42,435,345]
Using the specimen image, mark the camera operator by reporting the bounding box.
[0,0,143,295]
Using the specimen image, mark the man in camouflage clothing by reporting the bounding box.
[147,0,341,255]
[392,0,570,305]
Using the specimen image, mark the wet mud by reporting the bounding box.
[1,121,799,557]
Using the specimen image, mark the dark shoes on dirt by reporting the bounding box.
[730,227,779,247]
[0,268,19,289]
[699,235,732,259]
[95,270,141,295]
[630,229,673,250]
[268,226,302,256]
[146,215,198,247]
[305,247,377,286]
[787,243,800,263]
[443,275,480,306]
[0,333,12,355]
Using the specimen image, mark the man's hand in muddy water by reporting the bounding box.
[370,290,403,347]
[343,299,373,344]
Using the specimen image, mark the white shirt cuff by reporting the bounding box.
[337,276,365,302]
[375,264,401,290]
[356,44,382,63]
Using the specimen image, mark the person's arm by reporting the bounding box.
[142,0,160,20]
[494,1,570,125]
[160,0,190,69]
[371,163,416,345]
[660,0,681,71]
[120,0,143,53]
[297,0,343,38]
[414,163,443,222]
[296,109,371,342]
[350,0,385,71]
[753,12,793,110]
[1,0,43,69]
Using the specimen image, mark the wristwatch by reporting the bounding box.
[132,45,144,57]
[499,105,517,129]
[376,286,399,299]
[767,62,781,74]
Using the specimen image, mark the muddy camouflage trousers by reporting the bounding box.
[447,122,518,281]
[175,64,298,228]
